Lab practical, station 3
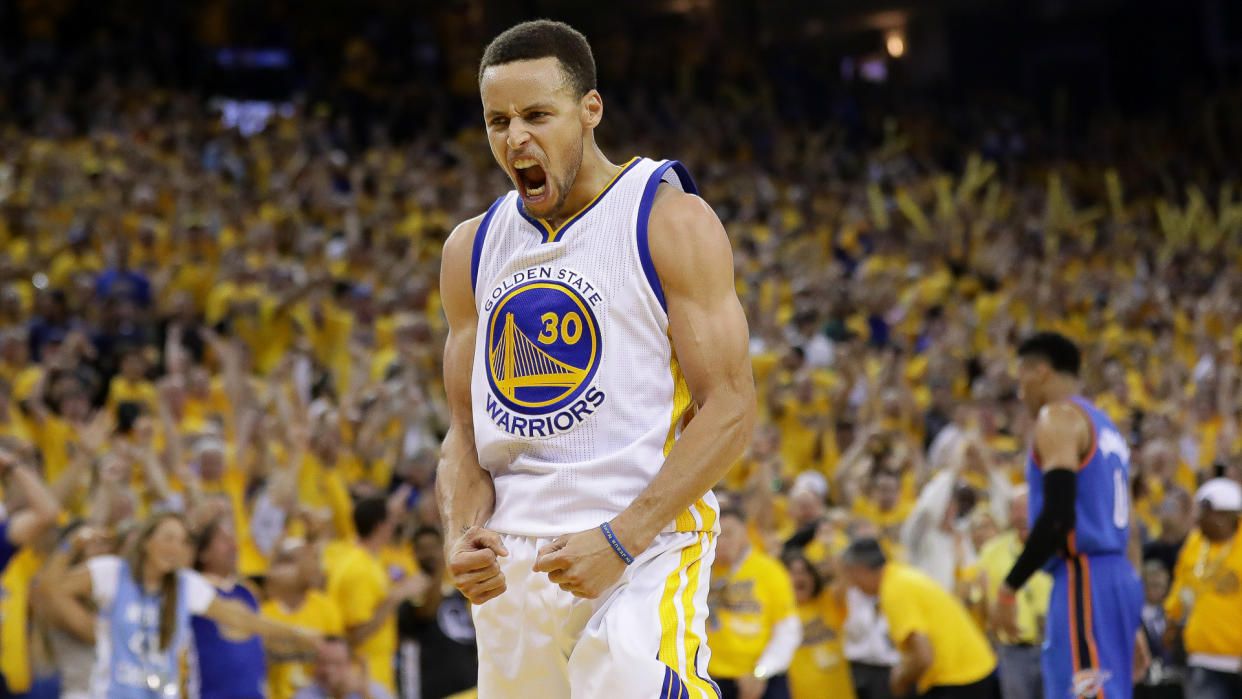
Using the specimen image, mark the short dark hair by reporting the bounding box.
[719,505,747,524]
[1017,332,1081,377]
[479,20,596,98]
[841,537,887,570]
[413,525,443,543]
[352,497,389,539]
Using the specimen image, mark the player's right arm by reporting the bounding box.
[436,216,509,605]
[995,402,1088,634]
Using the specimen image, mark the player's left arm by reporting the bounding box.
[996,403,1089,631]
[534,186,756,598]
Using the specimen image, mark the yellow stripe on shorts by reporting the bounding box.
[657,532,717,698]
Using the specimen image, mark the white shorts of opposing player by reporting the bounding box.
[473,531,719,698]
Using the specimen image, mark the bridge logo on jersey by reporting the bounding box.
[484,277,605,436]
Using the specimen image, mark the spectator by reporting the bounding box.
[292,637,394,699]
[326,497,431,694]
[46,512,318,697]
[976,486,1050,699]
[189,517,266,699]
[783,554,854,699]
[707,507,801,699]
[262,539,346,699]
[1163,479,1242,698]
[1144,490,1193,577]
[1137,560,1184,698]
[397,526,477,699]
[841,537,999,698]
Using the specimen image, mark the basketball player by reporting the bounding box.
[997,333,1145,698]
[436,19,755,699]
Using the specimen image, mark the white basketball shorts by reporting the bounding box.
[471,530,720,698]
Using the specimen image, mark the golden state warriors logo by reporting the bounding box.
[483,270,605,437]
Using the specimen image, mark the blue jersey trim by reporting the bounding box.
[470,195,506,295]
[637,160,699,313]
[515,157,642,244]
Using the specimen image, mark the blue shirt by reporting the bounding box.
[0,520,17,576]
[189,582,266,699]
[87,556,217,699]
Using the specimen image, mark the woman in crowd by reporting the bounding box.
[46,512,319,698]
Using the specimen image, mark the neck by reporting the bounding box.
[545,145,616,229]
[202,570,236,588]
[360,534,385,554]
[142,566,167,593]
[272,585,308,609]
[1042,379,1078,407]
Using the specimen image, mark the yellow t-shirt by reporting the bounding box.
[879,563,997,693]
[260,591,345,699]
[1164,528,1242,657]
[852,498,914,533]
[105,376,158,413]
[0,549,44,692]
[707,549,798,679]
[326,543,396,692]
[789,592,855,699]
[977,531,1052,645]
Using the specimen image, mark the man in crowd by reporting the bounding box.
[327,497,432,693]
[293,637,394,699]
[708,507,802,699]
[841,538,999,698]
[1164,478,1242,698]
[977,487,1050,699]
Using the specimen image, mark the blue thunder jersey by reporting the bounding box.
[189,582,266,699]
[1027,397,1143,699]
[1026,395,1132,559]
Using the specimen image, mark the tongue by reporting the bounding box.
[525,165,547,188]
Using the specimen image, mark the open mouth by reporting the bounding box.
[513,157,549,204]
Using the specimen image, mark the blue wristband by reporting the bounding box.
[599,522,634,565]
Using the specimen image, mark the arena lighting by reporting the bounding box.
[886,30,906,58]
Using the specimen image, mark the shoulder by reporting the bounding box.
[646,187,733,290]
[647,187,726,255]
[440,211,489,269]
[1034,400,1091,440]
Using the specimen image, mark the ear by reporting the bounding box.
[581,90,603,129]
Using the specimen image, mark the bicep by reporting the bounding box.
[59,564,95,600]
[650,191,754,408]
[439,219,481,428]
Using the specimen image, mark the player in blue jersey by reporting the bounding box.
[996,333,1146,699]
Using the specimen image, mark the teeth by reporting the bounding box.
[526,184,546,196]
[513,158,539,170]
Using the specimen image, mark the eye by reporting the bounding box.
[528,112,549,121]
[489,117,508,128]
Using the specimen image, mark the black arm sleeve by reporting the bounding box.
[1004,468,1077,591]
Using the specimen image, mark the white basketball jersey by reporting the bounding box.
[469,156,720,538]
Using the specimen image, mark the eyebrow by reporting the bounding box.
[484,103,557,119]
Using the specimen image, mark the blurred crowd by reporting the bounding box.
[2,3,1242,699]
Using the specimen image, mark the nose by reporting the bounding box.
[506,119,530,150]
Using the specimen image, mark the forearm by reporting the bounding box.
[346,594,404,647]
[611,390,755,552]
[435,425,495,539]
[1004,469,1076,590]
[754,615,801,676]
[892,649,929,693]
[11,464,61,522]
